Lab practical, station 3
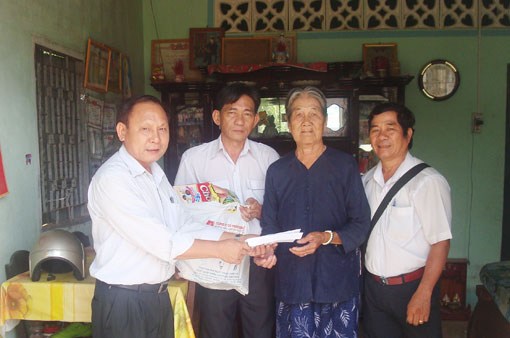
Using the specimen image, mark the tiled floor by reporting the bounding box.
[358,320,469,337]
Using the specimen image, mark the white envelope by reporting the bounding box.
[246,229,303,247]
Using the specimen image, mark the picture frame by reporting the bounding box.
[270,33,297,63]
[107,47,122,93]
[151,39,203,82]
[102,103,117,132]
[122,55,133,98]
[362,43,398,77]
[189,28,224,69]
[84,38,111,93]
[222,37,273,66]
[86,97,104,129]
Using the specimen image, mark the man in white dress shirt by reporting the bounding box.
[175,83,280,338]
[362,103,452,338]
[88,95,251,338]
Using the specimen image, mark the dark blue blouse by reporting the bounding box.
[261,147,371,304]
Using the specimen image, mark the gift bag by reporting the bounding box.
[174,183,250,295]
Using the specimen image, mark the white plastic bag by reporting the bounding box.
[174,183,250,295]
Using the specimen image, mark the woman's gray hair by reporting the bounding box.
[285,86,327,121]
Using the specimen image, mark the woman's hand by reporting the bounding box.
[254,244,278,269]
[289,231,328,257]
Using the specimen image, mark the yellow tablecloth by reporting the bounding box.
[0,251,194,338]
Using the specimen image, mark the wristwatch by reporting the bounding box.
[322,230,334,245]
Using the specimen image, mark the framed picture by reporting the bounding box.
[0,145,8,198]
[189,28,224,69]
[271,33,297,63]
[122,55,133,98]
[362,43,398,77]
[84,38,111,93]
[107,47,122,93]
[151,39,203,82]
[102,103,116,132]
[222,37,272,65]
[86,97,104,129]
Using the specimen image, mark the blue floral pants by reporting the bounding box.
[276,296,359,338]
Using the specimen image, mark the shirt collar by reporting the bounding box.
[373,152,416,187]
[210,135,251,160]
[118,145,165,184]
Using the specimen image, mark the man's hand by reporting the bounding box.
[406,288,431,326]
[289,231,327,257]
[406,239,450,326]
[240,198,261,221]
[217,239,248,264]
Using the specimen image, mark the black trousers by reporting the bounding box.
[92,279,174,338]
[197,259,275,338]
[362,273,442,338]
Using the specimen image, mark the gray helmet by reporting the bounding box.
[29,229,85,281]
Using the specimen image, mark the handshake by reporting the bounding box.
[217,234,277,268]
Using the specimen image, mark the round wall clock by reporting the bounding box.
[418,60,460,101]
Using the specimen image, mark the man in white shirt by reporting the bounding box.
[175,83,279,338]
[362,103,452,338]
[88,95,251,338]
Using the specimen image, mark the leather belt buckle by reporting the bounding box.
[380,277,388,285]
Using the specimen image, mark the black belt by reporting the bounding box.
[99,279,169,294]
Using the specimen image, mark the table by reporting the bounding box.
[0,249,195,338]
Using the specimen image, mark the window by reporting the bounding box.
[34,45,89,227]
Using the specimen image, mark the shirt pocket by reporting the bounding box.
[386,205,416,246]
[247,179,265,202]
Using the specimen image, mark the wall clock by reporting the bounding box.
[418,60,460,101]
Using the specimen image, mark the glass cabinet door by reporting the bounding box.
[358,95,388,174]
[249,97,350,140]
[176,104,204,161]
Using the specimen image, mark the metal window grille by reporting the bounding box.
[35,45,89,226]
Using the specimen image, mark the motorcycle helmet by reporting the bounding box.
[29,229,85,281]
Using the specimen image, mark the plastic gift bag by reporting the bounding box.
[174,183,250,295]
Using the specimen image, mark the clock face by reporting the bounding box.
[418,60,460,101]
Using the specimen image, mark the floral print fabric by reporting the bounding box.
[276,297,359,338]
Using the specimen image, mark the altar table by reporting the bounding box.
[0,250,194,338]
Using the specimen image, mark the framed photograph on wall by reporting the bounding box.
[151,39,203,82]
[84,38,111,93]
[222,37,272,65]
[122,55,133,98]
[189,28,224,69]
[362,43,398,77]
[107,47,122,93]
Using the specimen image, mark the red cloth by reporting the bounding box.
[207,62,327,75]
[0,145,8,197]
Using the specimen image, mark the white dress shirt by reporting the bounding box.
[88,145,223,285]
[175,136,279,235]
[363,152,452,278]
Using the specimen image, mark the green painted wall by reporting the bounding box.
[0,3,144,336]
[142,0,510,306]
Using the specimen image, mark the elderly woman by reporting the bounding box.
[255,87,371,338]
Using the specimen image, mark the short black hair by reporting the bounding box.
[368,102,416,149]
[116,95,166,126]
[214,82,261,113]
